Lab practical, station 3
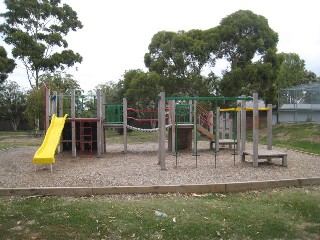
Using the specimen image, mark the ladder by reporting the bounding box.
[79,122,93,157]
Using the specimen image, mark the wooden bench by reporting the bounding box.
[210,139,237,149]
[242,149,287,167]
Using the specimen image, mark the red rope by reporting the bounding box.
[127,116,170,122]
[199,115,214,126]
[127,108,158,113]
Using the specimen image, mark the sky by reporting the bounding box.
[1,0,320,92]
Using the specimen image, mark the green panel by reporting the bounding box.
[176,104,191,124]
[105,104,123,124]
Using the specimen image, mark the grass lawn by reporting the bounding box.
[105,129,159,144]
[0,131,43,149]
[0,125,319,239]
[257,123,320,154]
[0,187,319,239]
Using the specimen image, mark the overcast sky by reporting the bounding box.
[1,0,319,92]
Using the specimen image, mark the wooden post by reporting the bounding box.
[189,100,193,124]
[51,91,58,116]
[97,89,102,157]
[267,104,273,151]
[171,100,176,154]
[158,99,161,164]
[240,96,246,159]
[193,100,197,155]
[58,93,63,117]
[221,112,226,139]
[215,107,220,153]
[45,86,50,133]
[159,92,166,170]
[71,89,76,158]
[123,98,127,153]
[209,110,214,149]
[253,93,259,167]
[209,111,214,134]
[229,117,233,140]
[51,91,58,154]
[102,93,106,154]
[237,111,241,153]
[59,93,64,152]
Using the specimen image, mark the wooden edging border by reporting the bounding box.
[0,177,319,197]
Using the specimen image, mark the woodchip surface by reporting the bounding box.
[0,142,319,188]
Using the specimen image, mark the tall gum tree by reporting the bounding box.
[0,46,16,84]
[144,30,218,96]
[217,10,280,104]
[218,10,278,69]
[0,0,83,88]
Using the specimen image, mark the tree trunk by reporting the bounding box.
[11,118,20,132]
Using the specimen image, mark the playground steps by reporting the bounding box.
[197,124,214,140]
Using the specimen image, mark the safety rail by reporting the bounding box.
[197,105,214,129]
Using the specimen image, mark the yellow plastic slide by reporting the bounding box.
[32,114,68,165]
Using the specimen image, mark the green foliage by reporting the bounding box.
[219,60,278,104]
[218,10,278,69]
[0,80,27,131]
[26,73,81,129]
[0,187,319,239]
[0,46,16,84]
[94,81,124,104]
[143,10,285,104]
[123,69,162,107]
[276,53,309,89]
[0,0,83,88]
[39,72,81,93]
[26,86,45,129]
[144,30,217,97]
[217,10,280,104]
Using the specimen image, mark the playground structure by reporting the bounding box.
[34,88,287,171]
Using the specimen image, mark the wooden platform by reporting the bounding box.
[242,149,287,167]
[211,139,237,149]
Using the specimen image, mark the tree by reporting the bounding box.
[219,48,281,104]
[0,0,83,88]
[144,30,217,96]
[0,80,27,131]
[26,72,81,129]
[39,71,81,93]
[276,53,310,89]
[217,10,281,104]
[122,69,162,107]
[303,70,317,83]
[0,46,16,84]
[94,81,124,104]
[217,10,278,69]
